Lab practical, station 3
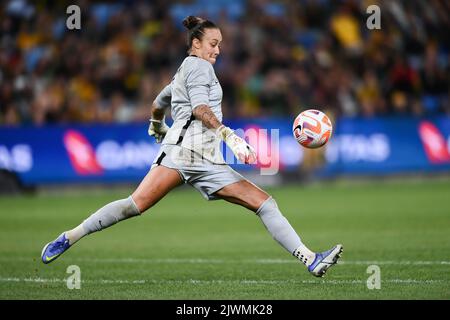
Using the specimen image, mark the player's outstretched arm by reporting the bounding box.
[192,104,222,129]
[193,104,256,164]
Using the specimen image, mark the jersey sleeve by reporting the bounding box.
[185,60,213,110]
[153,83,172,109]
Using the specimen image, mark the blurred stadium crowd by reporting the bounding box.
[0,0,448,126]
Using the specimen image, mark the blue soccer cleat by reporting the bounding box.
[308,244,343,277]
[41,233,71,264]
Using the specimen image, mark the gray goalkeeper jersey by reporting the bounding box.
[154,55,225,164]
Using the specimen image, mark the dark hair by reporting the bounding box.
[182,16,218,51]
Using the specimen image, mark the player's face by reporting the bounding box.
[195,28,222,65]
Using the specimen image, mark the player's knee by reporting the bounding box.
[131,194,153,214]
[254,195,275,214]
[253,189,271,211]
[125,196,141,216]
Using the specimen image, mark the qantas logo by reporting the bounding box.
[63,130,103,175]
[418,121,450,164]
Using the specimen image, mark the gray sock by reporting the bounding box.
[82,196,140,235]
[256,196,302,254]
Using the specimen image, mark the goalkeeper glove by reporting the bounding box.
[216,125,256,164]
[148,118,169,143]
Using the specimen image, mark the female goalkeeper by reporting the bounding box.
[41,16,342,277]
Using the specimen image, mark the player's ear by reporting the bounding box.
[192,38,201,50]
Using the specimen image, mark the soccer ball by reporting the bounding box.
[292,109,333,148]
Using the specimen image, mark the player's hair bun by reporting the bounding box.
[182,16,217,52]
[182,16,204,30]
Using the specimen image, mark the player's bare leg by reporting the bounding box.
[131,165,183,212]
[214,179,269,212]
[41,165,182,264]
[214,180,343,277]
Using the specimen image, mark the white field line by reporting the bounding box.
[1,257,450,265]
[0,277,447,285]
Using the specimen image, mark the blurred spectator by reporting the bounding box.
[330,3,364,55]
[0,0,449,126]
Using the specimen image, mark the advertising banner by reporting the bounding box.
[1,116,450,185]
[324,116,450,175]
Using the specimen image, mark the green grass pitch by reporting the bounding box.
[0,178,449,299]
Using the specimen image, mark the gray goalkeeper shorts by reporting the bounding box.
[151,144,245,200]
